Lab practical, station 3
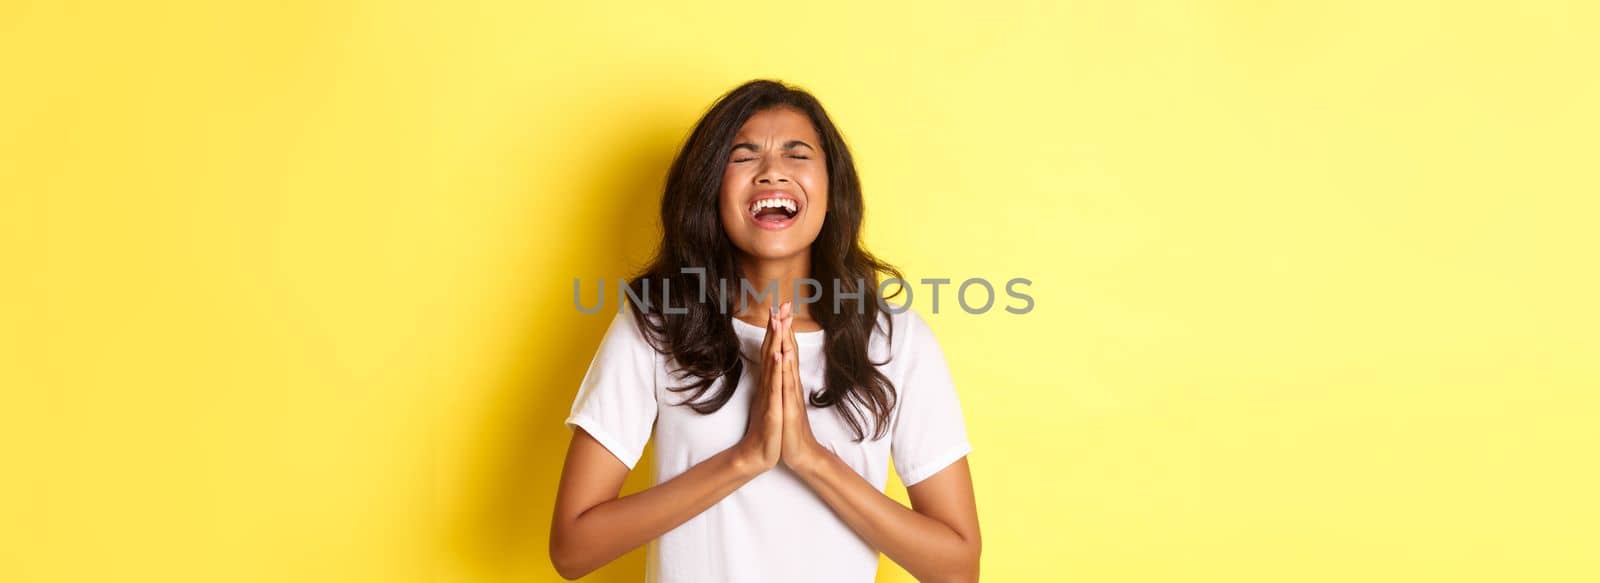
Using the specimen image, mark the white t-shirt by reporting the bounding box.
[563,307,972,583]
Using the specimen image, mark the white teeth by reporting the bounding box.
[749,198,798,215]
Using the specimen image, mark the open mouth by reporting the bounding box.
[748,196,800,229]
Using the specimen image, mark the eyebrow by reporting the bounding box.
[731,140,817,153]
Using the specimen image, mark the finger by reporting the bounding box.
[784,308,798,356]
[761,349,780,413]
[767,349,782,406]
[780,305,793,360]
[759,304,776,356]
[783,302,795,343]
[774,303,789,358]
[774,306,796,363]
[784,344,802,408]
[764,316,787,371]
[772,349,787,413]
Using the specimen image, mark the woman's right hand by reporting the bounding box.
[738,302,789,473]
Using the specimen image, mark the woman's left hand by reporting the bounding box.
[776,301,824,472]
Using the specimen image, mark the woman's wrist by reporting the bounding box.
[729,438,771,479]
[785,439,829,477]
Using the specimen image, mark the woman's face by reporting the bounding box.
[719,106,829,261]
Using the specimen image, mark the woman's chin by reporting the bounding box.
[733,238,809,262]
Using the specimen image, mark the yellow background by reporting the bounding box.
[3,1,1597,581]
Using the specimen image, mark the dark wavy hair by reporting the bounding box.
[624,79,904,442]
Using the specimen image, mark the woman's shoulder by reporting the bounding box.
[594,307,667,360]
[874,304,940,359]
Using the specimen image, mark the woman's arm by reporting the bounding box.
[547,428,764,580]
[549,312,789,580]
[791,451,982,583]
[774,303,981,582]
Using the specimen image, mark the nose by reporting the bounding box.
[755,160,790,185]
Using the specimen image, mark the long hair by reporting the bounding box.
[624,79,903,442]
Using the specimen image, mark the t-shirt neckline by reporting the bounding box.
[731,315,825,347]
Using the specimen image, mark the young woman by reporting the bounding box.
[549,79,980,582]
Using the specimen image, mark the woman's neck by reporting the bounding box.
[734,252,814,323]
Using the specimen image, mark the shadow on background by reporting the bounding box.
[446,93,690,580]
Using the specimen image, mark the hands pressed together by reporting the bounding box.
[738,301,824,475]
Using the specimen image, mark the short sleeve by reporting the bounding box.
[564,310,660,470]
[890,310,974,487]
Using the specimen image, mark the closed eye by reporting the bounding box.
[731,154,808,162]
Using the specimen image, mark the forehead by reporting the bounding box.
[734,106,820,143]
